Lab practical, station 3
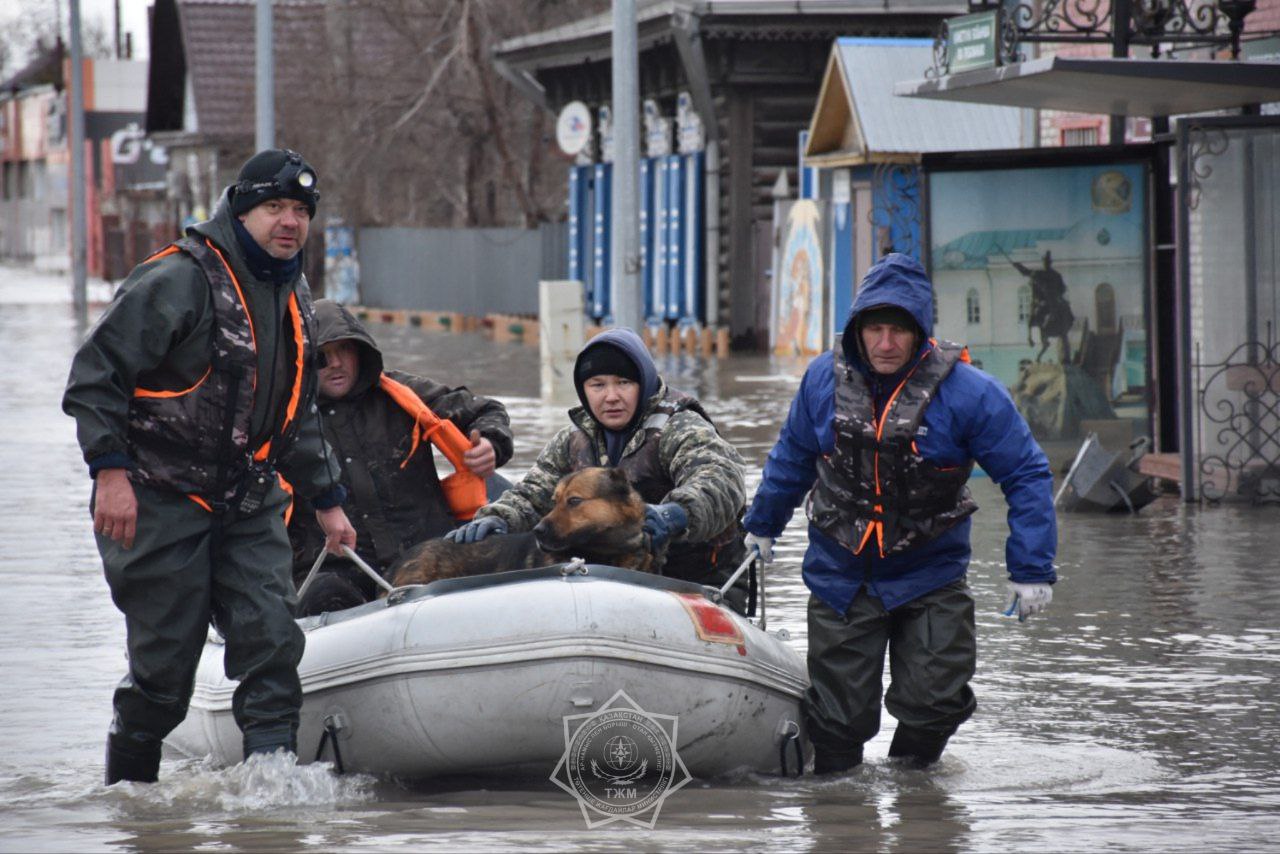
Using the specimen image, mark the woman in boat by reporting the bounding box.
[449,328,751,611]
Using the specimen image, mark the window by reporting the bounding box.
[1095,282,1117,332]
[966,288,981,325]
[1018,285,1031,323]
[1061,125,1100,147]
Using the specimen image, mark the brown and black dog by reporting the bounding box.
[386,467,657,588]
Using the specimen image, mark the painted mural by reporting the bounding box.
[774,200,827,357]
[929,163,1150,445]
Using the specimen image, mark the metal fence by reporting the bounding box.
[356,223,568,316]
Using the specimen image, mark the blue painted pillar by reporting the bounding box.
[681,150,704,325]
[663,153,684,322]
[567,165,589,288]
[591,162,612,321]
[651,157,670,322]
[639,157,655,322]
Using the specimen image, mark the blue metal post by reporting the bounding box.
[664,154,683,321]
[640,158,655,322]
[567,166,587,285]
[681,150,704,325]
[591,163,612,321]
[652,157,670,321]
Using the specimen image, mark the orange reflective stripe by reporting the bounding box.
[866,342,935,559]
[143,244,181,264]
[187,493,213,512]
[134,365,212,399]
[278,473,295,526]
[281,293,306,429]
[854,519,878,555]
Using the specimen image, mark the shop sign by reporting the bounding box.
[556,101,593,157]
[947,10,998,73]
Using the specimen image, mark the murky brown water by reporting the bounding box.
[2,266,1278,852]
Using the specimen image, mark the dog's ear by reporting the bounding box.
[604,467,635,501]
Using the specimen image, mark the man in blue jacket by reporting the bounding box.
[743,253,1056,772]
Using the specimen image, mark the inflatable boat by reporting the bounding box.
[165,562,810,779]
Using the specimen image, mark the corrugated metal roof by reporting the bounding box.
[836,38,1024,154]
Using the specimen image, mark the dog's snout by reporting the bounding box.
[532,519,549,538]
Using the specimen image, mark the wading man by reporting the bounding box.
[743,253,1056,772]
[289,299,513,615]
[64,149,356,784]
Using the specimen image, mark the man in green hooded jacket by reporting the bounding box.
[288,299,513,615]
[63,149,356,784]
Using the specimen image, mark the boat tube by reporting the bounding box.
[166,562,810,779]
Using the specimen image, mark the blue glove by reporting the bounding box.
[444,515,508,544]
[643,502,688,554]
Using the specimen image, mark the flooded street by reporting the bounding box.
[2,266,1278,852]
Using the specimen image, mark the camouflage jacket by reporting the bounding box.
[62,192,342,502]
[476,382,746,544]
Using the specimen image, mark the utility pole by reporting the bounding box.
[69,0,88,316]
[609,0,641,330]
[255,0,274,152]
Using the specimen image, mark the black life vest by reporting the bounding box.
[566,387,746,582]
[126,235,315,507]
[807,340,978,557]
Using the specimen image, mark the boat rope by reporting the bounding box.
[778,720,804,778]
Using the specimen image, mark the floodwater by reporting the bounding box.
[2,265,1278,852]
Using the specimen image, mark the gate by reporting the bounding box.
[1177,116,1280,504]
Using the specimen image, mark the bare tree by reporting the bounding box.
[274,0,605,230]
[1,0,114,83]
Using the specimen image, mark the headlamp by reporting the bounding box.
[235,150,320,204]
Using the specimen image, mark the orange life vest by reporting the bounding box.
[377,375,487,522]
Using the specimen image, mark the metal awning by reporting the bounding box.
[895,56,1280,117]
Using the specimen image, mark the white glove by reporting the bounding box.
[744,533,775,564]
[1004,582,1053,622]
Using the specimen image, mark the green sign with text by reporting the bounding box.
[947,10,999,73]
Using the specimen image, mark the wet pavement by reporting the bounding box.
[1,264,1278,852]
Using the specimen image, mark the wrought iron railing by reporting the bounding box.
[928,0,1266,76]
[1194,321,1280,505]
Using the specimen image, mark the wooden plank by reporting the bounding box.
[1136,452,1181,482]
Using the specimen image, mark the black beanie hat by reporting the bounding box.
[856,304,921,338]
[229,148,319,218]
[574,343,641,389]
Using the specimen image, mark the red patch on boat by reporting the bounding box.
[673,592,745,647]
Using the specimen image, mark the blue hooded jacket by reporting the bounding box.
[743,253,1057,614]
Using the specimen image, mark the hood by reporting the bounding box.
[573,327,661,430]
[841,252,935,368]
[312,299,384,398]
